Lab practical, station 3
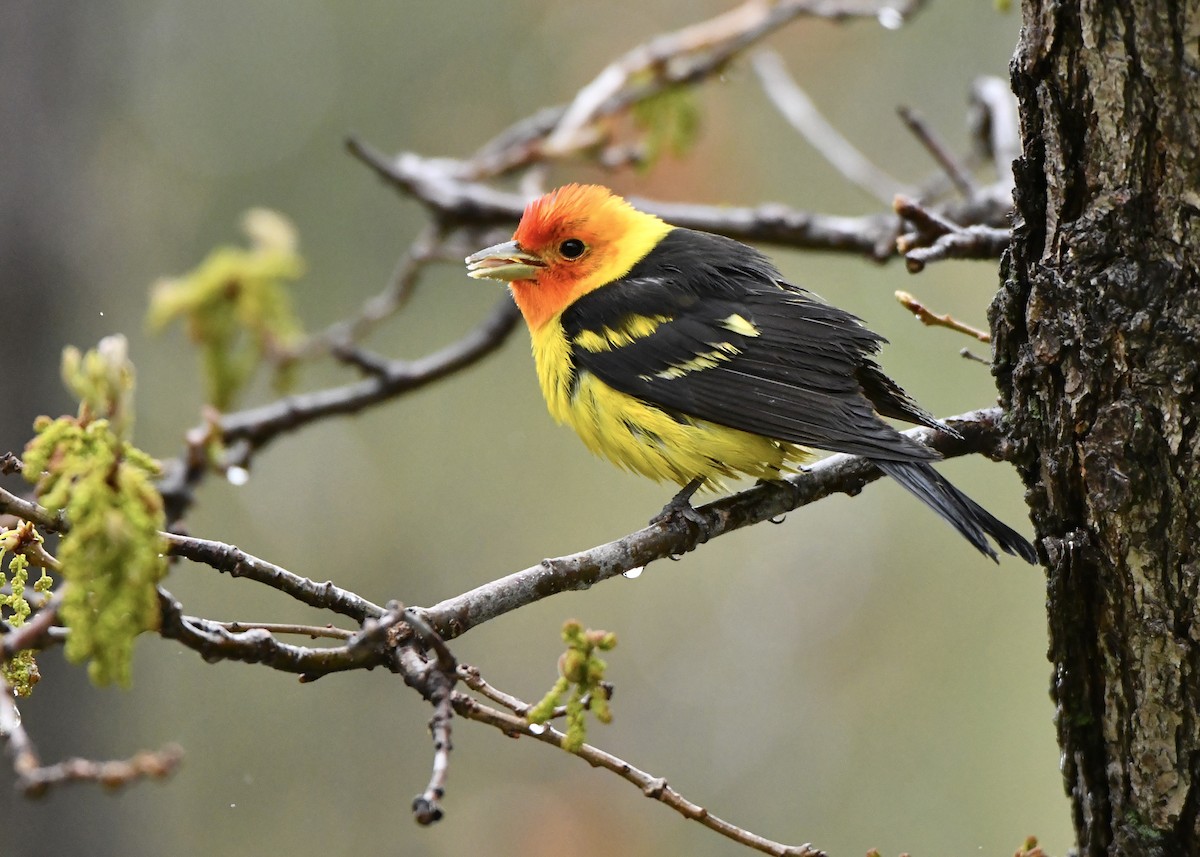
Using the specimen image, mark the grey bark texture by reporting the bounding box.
[996,1,1200,854]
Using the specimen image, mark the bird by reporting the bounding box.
[465,184,1035,563]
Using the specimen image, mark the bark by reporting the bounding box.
[996,1,1200,854]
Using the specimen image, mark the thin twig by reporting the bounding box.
[1,680,183,797]
[451,686,825,857]
[968,75,1020,192]
[895,290,991,342]
[165,534,384,621]
[156,588,398,679]
[285,225,442,362]
[1,589,64,661]
[897,105,977,199]
[894,195,1010,271]
[156,296,522,522]
[397,633,457,826]
[215,621,354,640]
[754,50,910,205]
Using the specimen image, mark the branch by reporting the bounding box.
[165,533,384,622]
[451,683,825,857]
[462,0,926,178]
[753,49,910,206]
[419,407,1013,642]
[157,296,522,521]
[2,409,1016,654]
[894,195,1010,271]
[1,680,183,797]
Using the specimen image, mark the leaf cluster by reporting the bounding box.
[527,620,617,752]
[147,208,305,410]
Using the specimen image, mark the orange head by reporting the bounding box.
[465,184,672,330]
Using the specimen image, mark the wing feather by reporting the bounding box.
[561,228,940,462]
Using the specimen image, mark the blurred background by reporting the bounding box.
[2,2,1070,855]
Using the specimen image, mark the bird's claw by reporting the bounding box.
[650,478,713,549]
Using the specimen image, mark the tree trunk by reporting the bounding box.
[996,2,1200,854]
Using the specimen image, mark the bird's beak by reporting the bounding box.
[465,240,545,282]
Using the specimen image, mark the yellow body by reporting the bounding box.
[529,316,809,488]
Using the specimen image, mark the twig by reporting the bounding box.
[753,50,910,205]
[1,589,64,661]
[285,226,442,362]
[399,612,459,826]
[894,195,1009,271]
[895,290,991,342]
[1,680,183,797]
[0,486,63,532]
[960,347,991,365]
[896,105,977,199]
[215,621,354,640]
[451,686,825,857]
[165,534,384,621]
[0,453,23,476]
[156,588,397,679]
[157,296,522,522]
[461,0,925,177]
[968,75,1020,192]
[457,663,533,715]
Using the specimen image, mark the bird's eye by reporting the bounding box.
[559,239,586,259]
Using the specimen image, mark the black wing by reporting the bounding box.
[561,228,943,463]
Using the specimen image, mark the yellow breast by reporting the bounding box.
[529,318,811,488]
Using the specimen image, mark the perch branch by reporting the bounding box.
[419,407,1013,642]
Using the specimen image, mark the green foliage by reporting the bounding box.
[527,620,617,752]
[0,525,55,698]
[23,336,167,687]
[147,208,305,410]
[632,84,701,169]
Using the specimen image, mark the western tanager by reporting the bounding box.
[466,184,1035,563]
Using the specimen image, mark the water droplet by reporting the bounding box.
[528,723,546,735]
[877,7,904,29]
[0,696,20,735]
[622,566,644,579]
[226,466,250,486]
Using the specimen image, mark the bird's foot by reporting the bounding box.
[649,478,713,549]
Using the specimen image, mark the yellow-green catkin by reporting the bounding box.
[23,336,167,687]
[527,620,617,752]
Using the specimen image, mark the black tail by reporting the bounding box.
[874,459,1037,564]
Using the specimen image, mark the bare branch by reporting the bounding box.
[2,681,183,797]
[451,682,825,857]
[396,618,458,827]
[165,534,384,621]
[421,408,1015,642]
[968,75,1020,192]
[897,105,977,199]
[460,0,926,178]
[894,195,1010,271]
[895,290,991,342]
[754,50,910,205]
[285,225,443,362]
[156,588,397,678]
[157,296,522,522]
